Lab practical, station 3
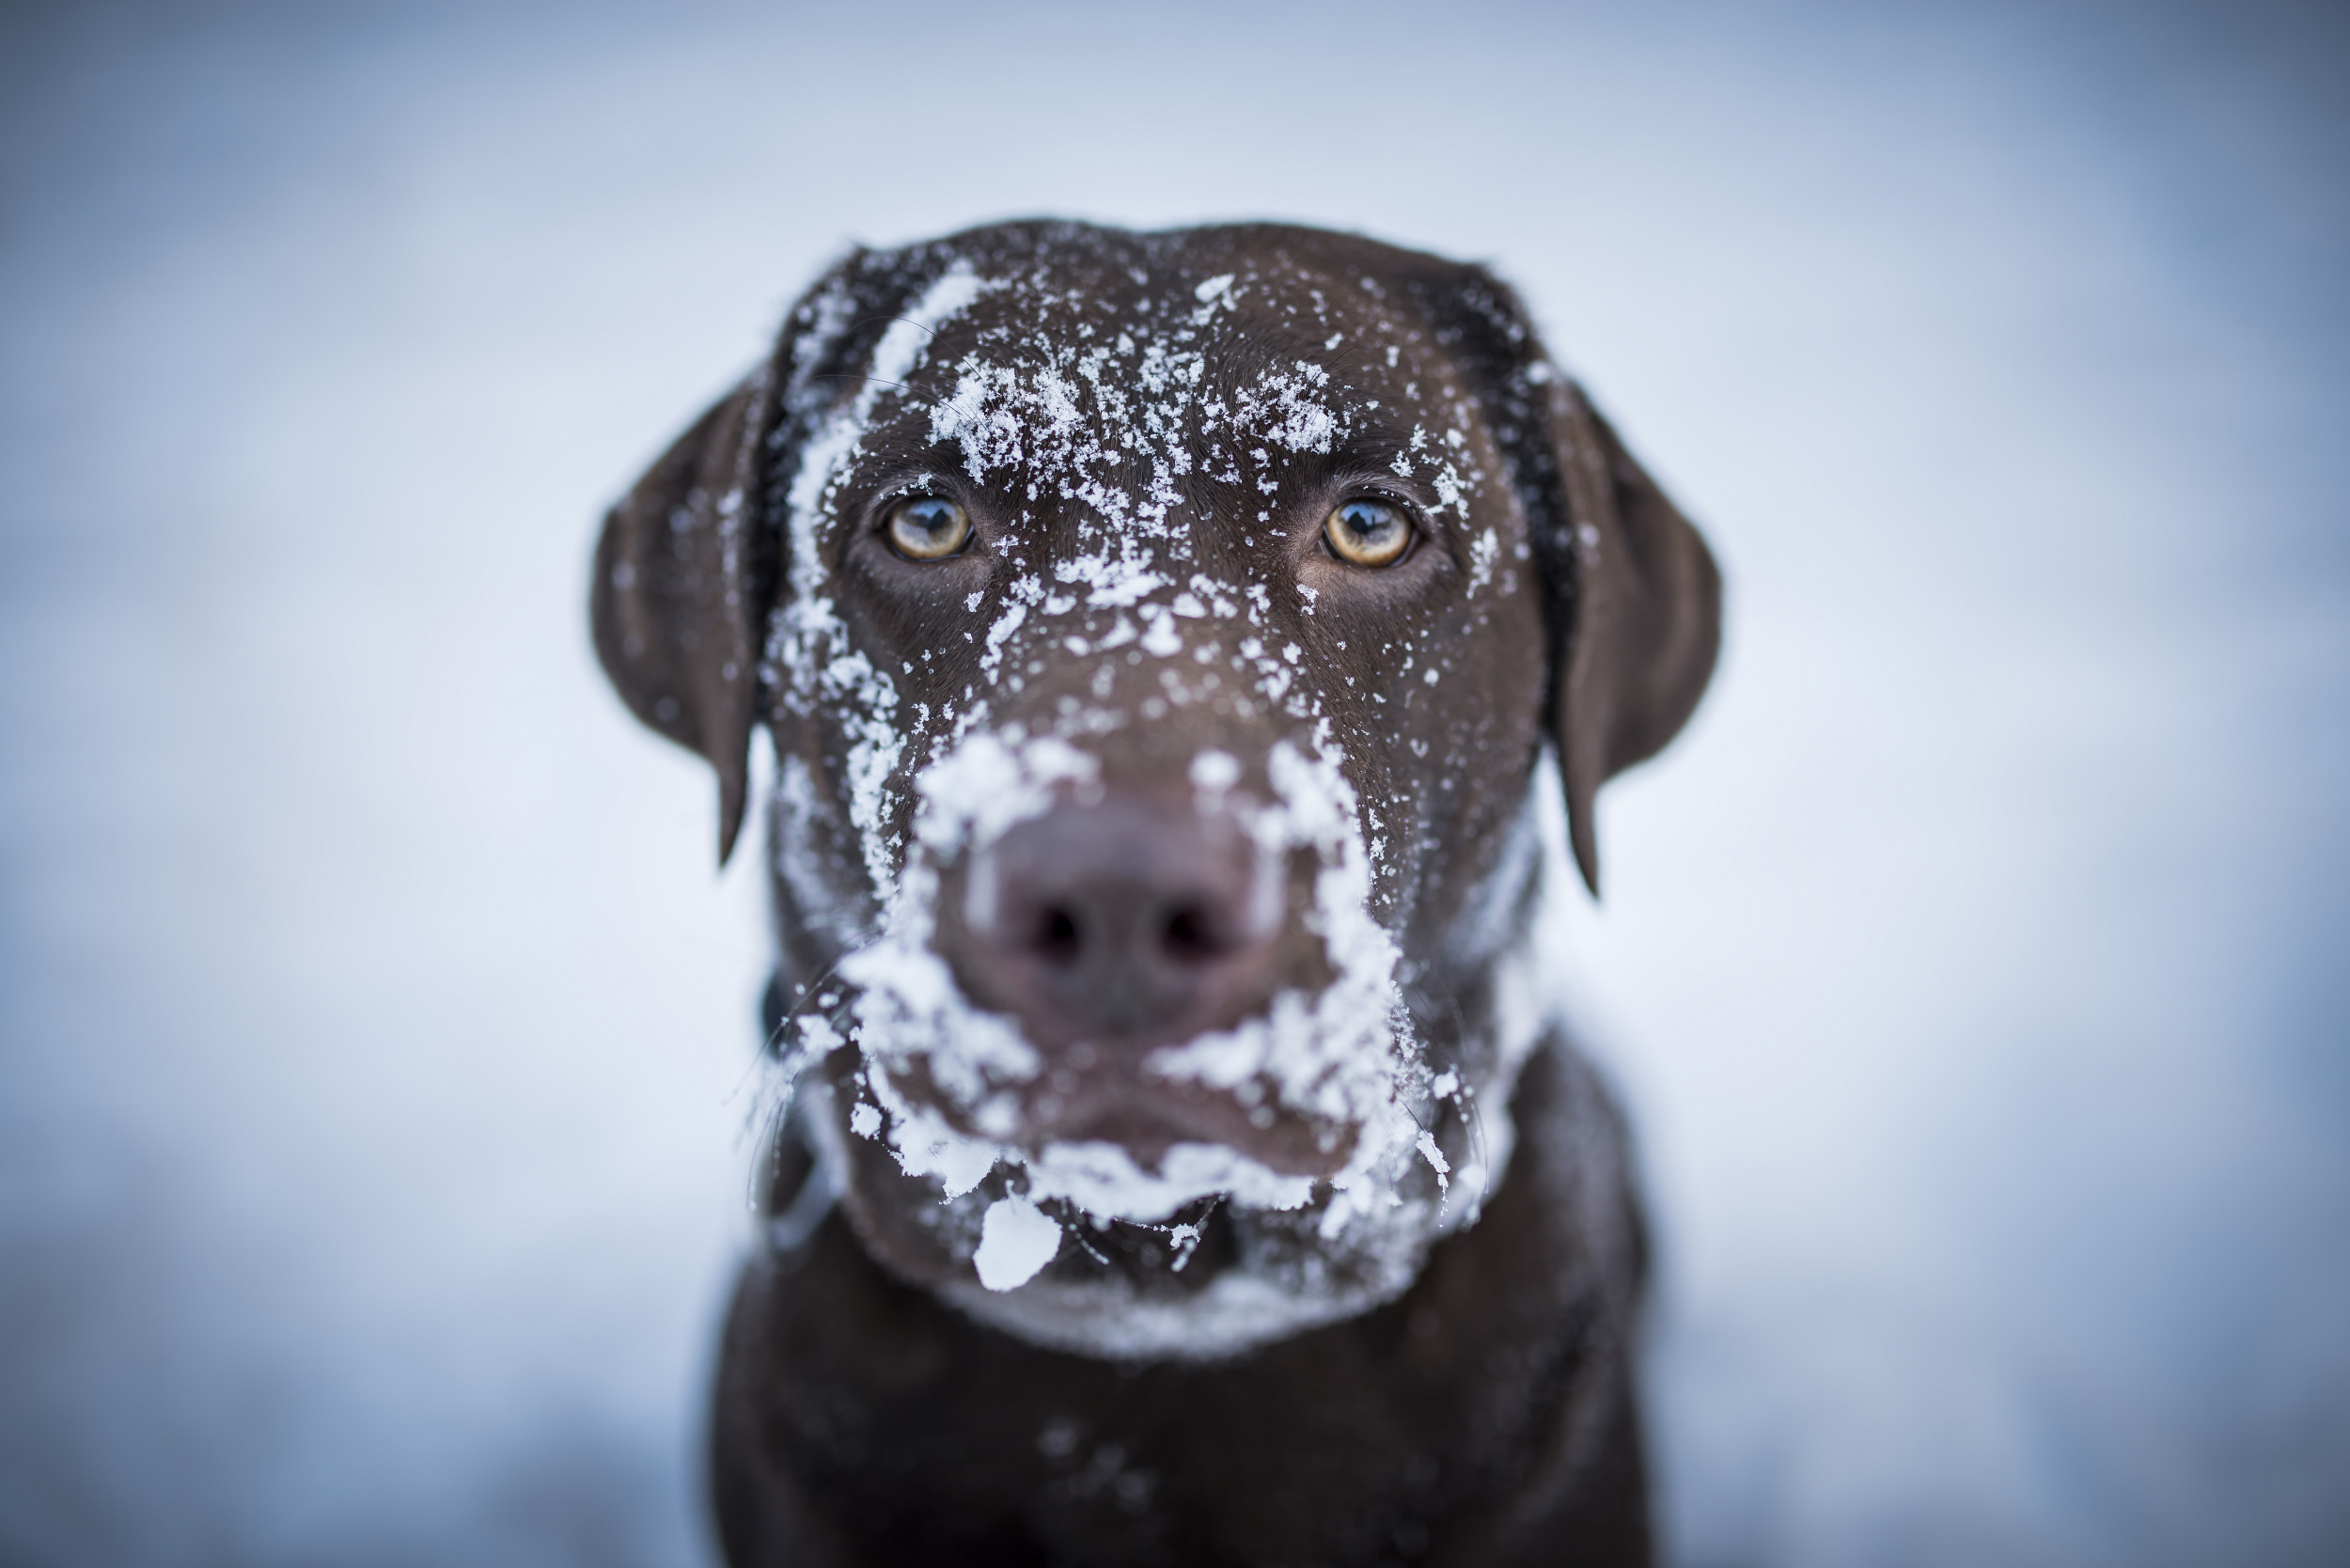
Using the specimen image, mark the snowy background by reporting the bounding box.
[3,1,2344,1563]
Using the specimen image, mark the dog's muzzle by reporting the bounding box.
[930,788,1334,1168]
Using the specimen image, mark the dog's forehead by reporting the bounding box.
[937,253,1423,355]
[911,254,1463,437]
[829,245,1500,563]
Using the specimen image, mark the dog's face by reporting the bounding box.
[595,223,1717,1358]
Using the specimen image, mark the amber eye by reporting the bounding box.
[885,494,973,560]
[1322,497,1413,567]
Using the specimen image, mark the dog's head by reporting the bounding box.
[594,222,1717,1358]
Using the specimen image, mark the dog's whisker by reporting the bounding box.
[1066,1223,1112,1269]
[807,373,910,392]
[846,314,936,341]
[763,958,854,1058]
[741,1094,792,1215]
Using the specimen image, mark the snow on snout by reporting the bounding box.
[1189,747,1286,943]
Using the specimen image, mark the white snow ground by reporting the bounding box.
[2,2,2344,1564]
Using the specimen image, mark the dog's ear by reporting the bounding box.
[592,367,780,865]
[1415,265,1721,896]
[594,245,975,864]
[1543,380,1721,894]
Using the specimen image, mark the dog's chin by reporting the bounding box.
[967,1077,1357,1184]
[933,1183,1445,1363]
[803,1070,1463,1361]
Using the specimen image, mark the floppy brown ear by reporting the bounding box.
[1402,260,1719,896]
[593,243,989,864]
[591,368,779,864]
[1546,380,1722,895]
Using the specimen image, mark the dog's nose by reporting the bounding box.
[947,793,1283,1048]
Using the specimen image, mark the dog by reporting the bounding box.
[592,221,1719,1566]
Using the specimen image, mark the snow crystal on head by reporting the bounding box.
[872,268,983,386]
[768,260,997,896]
[915,262,1361,588]
[908,729,1098,861]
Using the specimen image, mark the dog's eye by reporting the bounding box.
[1323,498,1413,568]
[885,495,973,560]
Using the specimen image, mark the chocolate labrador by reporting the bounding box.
[592,221,1719,1566]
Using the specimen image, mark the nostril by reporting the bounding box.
[1160,904,1223,964]
[1033,905,1083,964]
[964,802,1288,1043]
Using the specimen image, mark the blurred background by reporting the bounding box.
[3,0,2344,1562]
